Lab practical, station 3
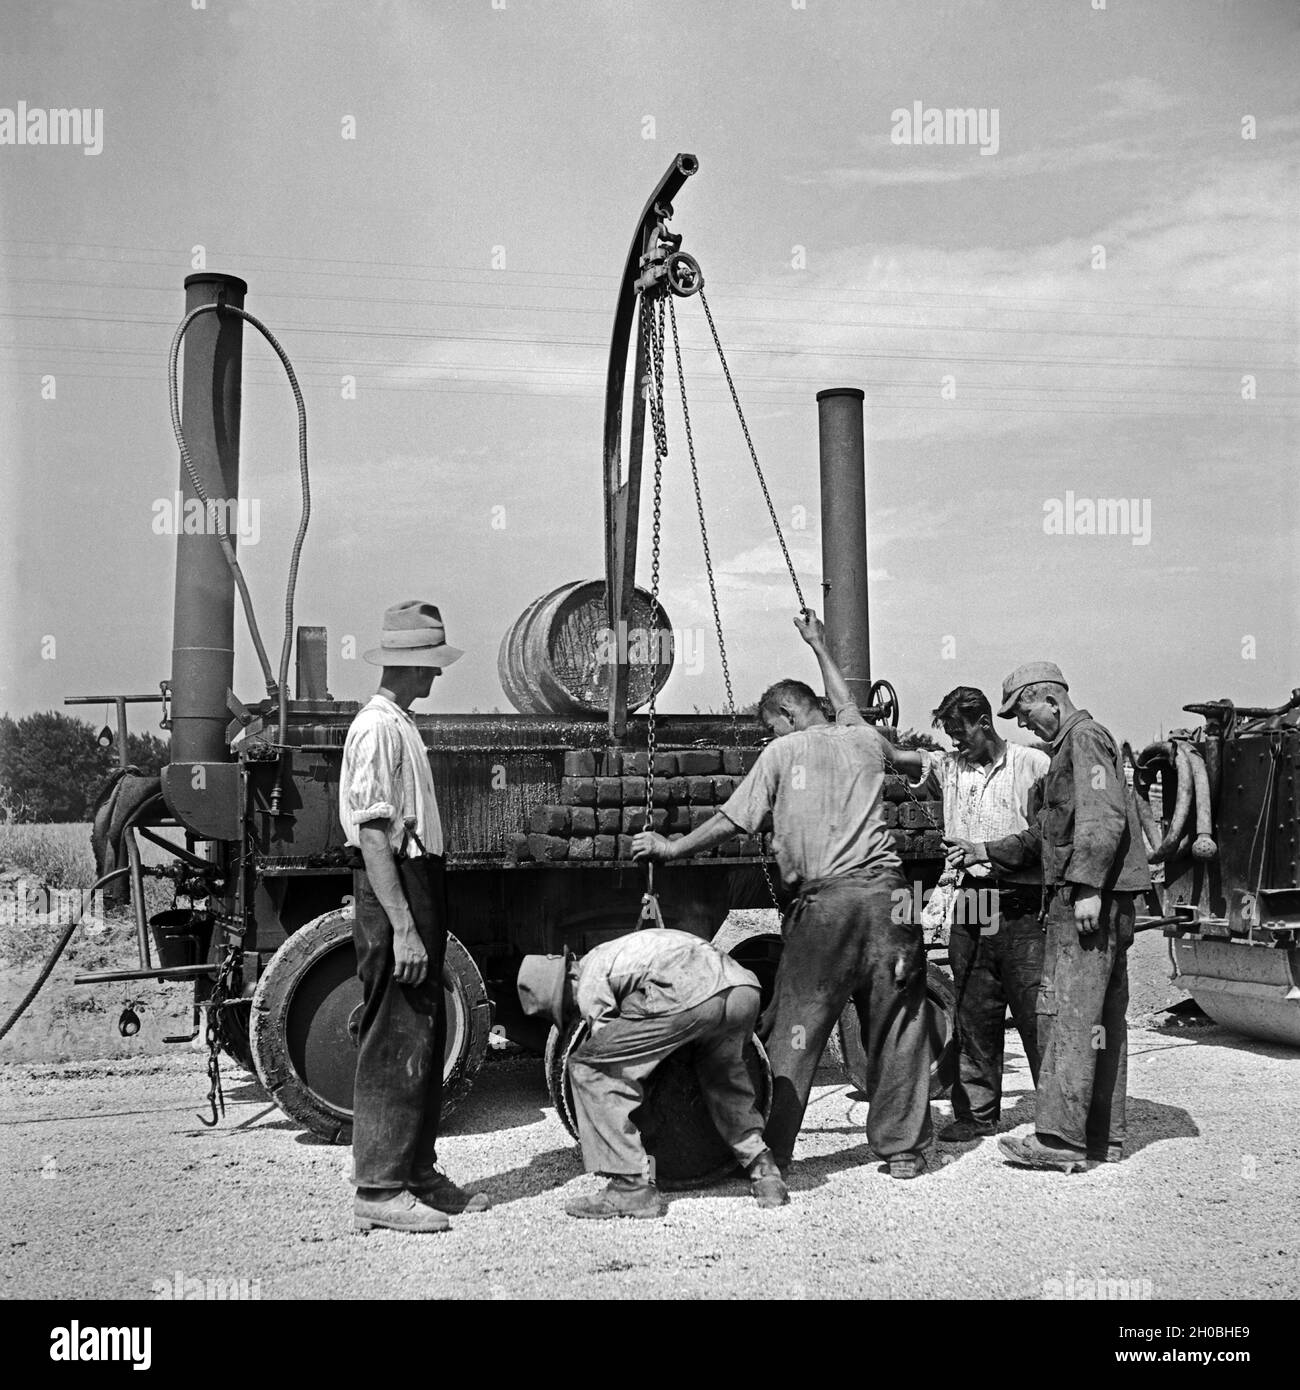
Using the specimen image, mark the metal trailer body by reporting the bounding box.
[71,156,953,1142]
[1154,697,1300,1045]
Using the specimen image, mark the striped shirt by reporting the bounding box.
[339,694,444,857]
[912,742,1049,885]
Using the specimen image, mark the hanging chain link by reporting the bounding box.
[638,291,669,915]
[196,942,239,1126]
[668,295,738,747]
[698,288,810,616]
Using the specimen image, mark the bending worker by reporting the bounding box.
[634,612,934,1178]
[518,930,788,1218]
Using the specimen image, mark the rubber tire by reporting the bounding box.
[834,960,957,1102]
[710,917,784,1014]
[544,1017,773,1190]
[218,999,255,1073]
[249,907,491,1141]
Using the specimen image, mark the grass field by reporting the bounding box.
[0,823,199,1061]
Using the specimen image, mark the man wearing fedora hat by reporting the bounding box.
[518,933,788,1218]
[339,601,488,1233]
[945,663,1150,1173]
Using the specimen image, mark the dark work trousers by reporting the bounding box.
[946,884,1045,1126]
[569,985,768,1178]
[1035,888,1135,1152]
[350,853,449,1190]
[760,866,933,1166]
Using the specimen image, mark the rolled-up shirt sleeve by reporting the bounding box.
[834,699,865,727]
[343,722,402,828]
[718,743,781,834]
[908,748,944,796]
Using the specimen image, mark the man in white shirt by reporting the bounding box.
[339,601,488,1234]
[897,688,1049,1142]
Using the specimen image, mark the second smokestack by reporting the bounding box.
[816,387,871,709]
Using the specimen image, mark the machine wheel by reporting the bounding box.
[249,907,491,1141]
[834,961,956,1101]
[711,916,784,1013]
[218,999,255,1072]
[545,1017,773,1190]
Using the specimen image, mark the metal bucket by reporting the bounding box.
[548,1018,773,1189]
[497,580,674,716]
[149,909,213,968]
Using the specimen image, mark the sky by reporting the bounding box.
[1,0,1296,754]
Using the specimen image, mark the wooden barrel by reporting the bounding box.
[547,1017,773,1190]
[497,580,674,716]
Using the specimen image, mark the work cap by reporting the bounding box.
[997,662,1068,718]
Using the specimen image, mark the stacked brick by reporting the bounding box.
[883,773,945,857]
[508,755,945,863]
[509,747,768,862]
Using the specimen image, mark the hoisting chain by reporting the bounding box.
[698,288,811,619]
[638,290,669,928]
[196,942,240,1127]
[668,295,738,747]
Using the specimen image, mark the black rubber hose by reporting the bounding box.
[0,868,131,1043]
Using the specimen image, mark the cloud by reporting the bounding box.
[1095,76,1183,122]
[717,538,819,577]
[798,136,1157,190]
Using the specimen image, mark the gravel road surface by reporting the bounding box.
[3,1015,1296,1301]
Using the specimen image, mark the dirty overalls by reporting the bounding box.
[761,863,934,1166]
[339,693,450,1191]
[348,838,449,1189]
[985,710,1151,1153]
[567,930,769,1179]
[947,878,1044,1126]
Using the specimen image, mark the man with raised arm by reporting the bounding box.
[633,613,935,1178]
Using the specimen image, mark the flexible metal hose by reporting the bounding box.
[167,302,312,778]
[0,867,131,1043]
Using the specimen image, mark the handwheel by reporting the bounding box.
[665,251,704,297]
[866,678,900,729]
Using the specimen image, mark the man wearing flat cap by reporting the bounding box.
[339,601,488,1233]
[518,931,788,1218]
[945,663,1150,1173]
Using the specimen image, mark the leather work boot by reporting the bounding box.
[887,1150,939,1180]
[354,1188,450,1234]
[747,1149,790,1208]
[939,1118,996,1143]
[410,1169,491,1214]
[565,1176,663,1220]
[998,1133,1088,1173]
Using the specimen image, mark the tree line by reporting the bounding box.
[0,712,169,822]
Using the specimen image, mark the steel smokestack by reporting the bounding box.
[816,387,871,708]
[170,272,246,765]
